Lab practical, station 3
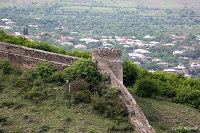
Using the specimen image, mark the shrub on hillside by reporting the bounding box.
[105,99,128,122]
[174,87,200,109]
[70,79,89,93]
[149,72,184,98]
[73,90,91,104]
[24,87,55,102]
[0,115,9,126]
[92,82,109,96]
[123,60,139,87]
[21,70,35,82]
[15,79,30,92]
[64,59,101,86]
[14,68,23,76]
[32,63,55,82]
[92,97,107,114]
[0,82,4,92]
[173,127,193,133]
[103,87,120,99]
[51,71,65,85]
[0,58,12,74]
[135,77,160,98]
[25,89,41,101]
[91,97,128,122]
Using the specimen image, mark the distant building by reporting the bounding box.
[126,41,136,47]
[134,49,151,54]
[163,43,175,46]
[61,42,73,46]
[3,26,12,30]
[116,38,126,43]
[74,44,87,49]
[80,38,99,44]
[143,35,155,39]
[141,56,151,62]
[148,70,155,73]
[163,69,177,73]
[128,52,145,58]
[175,35,187,39]
[191,62,200,69]
[5,21,15,25]
[135,41,147,47]
[179,46,195,50]
[1,18,11,22]
[23,27,29,35]
[173,51,184,56]
[174,65,187,74]
[123,45,130,48]
[157,62,169,68]
[149,41,159,45]
[103,43,112,47]
[152,59,161,62]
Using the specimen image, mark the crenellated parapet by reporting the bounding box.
[92,48,122,60]
[92,47,123,83]
[0,42,79,70]
[92,47,156,133]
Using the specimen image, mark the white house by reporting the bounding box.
[173,51,184,56]
[1,18,11,22]
[152,59,161,62]
[103,43,112,46]
[191,62,200,69]
[134,49,151,54]
[128,52,145,58]
[74,44,87,49]
[174,65,187,74]
[80,38,99,44]
[144,35,155,39]
[163,69,177,73]
[163,43,175,46]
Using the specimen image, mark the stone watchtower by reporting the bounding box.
[92,48,156,133]
[92,48,123,84]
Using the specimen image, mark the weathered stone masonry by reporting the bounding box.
[93,48,156,133]
[92,48,123,84]
[0,42,79,70]
[0,42,156,132]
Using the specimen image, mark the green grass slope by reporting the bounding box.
[0,74,124,133]
[1,0,200,8]
[134,95,200,133]
[0,93,118,133]
[1,74,199,133]
[0,60,132,133]
[0,66,199,133]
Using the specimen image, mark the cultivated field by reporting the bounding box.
[1,0,200,9]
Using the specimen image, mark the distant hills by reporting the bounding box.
[1,0,200,9]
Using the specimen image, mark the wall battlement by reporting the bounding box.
[0,42,79,70]
[93,48,122,59]
[0,42,79,65]
[92,48,156,133]
[92,47,123,83]
[0,42,155,132]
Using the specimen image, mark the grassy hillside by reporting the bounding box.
[0,58,199,133]
[1,0,200,9]
[134,95,200,132]
[0,90,119,133]
[0,60,133,133]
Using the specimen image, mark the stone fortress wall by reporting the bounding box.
[0,42,79,70]
[92,48,123,83]
[0,42,156,132]
[93,48,156,133]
